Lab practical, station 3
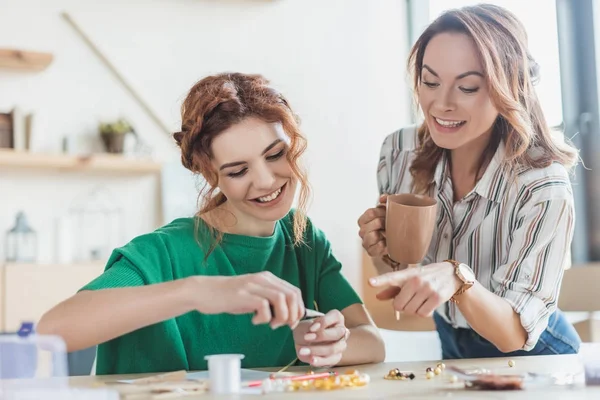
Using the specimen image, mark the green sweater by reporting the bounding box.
[81,211,362,375]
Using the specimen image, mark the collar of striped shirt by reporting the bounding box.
[433,139,509,204]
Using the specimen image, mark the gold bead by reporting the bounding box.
[300,380,311,390]
[361,374,371,384]
[354,374,369,386]
[426,371,435,379]
[437,362,446,370]
[434,367,442,375]
[332,376,341,388]
[508,359,515,367]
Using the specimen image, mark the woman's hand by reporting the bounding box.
[190,272,305,329]
[368,262,461,317]
[292,310,350,367]
[358,195,402,269]
[358,195,388,258]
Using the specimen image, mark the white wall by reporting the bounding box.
[0,0,410,291]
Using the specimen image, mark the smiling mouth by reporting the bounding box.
[434,117,466,128]
[251,183,286,203]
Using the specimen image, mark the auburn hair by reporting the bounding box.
[173,72,310,253]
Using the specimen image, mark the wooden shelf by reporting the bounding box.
[0,48,53,72]
[0,149,161,175]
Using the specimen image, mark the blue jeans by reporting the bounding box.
[434,309,581,359]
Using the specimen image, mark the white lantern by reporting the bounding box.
[5,211,37,263]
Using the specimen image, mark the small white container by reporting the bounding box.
[0,326,78,399]
[204,354,245,394]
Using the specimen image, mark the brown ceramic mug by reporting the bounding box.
[385,193,437,265]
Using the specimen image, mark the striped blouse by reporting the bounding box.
[377,126,575,351]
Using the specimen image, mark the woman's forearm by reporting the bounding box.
[338,324,385,365]
[37,278,198,352]
[455,282,527,352]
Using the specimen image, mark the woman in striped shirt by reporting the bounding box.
[358,4,581,358]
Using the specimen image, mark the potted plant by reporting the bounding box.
[98,118,133,154]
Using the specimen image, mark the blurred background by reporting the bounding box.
[1,0,599,369]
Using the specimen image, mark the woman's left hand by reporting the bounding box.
[292,310,350,367]
[368,262,462,317]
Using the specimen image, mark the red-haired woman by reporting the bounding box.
[39,72,384,374]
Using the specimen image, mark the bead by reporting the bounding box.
[449,375,458,383]
[426,371,435,379]
[384,369,416,381]
[508,359,515,367]
[425,367,433,373]
[434,367,442,375]
[437,362,446,370]
[286,370,370,391]
[355,374,370,386]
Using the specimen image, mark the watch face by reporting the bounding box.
[458,263,476,282]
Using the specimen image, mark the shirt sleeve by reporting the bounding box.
[492,178,575,351]
[80,257,145,291]
[313,227,362,313]
[377,127,414,196]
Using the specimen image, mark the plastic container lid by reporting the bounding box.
[204,354,245,394]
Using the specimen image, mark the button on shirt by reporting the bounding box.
[377,126,575,350]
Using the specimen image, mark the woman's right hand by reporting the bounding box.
[189,272,305,329]
[358,194,388,258]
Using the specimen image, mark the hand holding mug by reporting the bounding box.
[358,194,388,258]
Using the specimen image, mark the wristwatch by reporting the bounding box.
[444,259,475,303]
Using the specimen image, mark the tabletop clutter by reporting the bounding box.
[110,353,592,398]
[3,325,600,399]
[115,354,370,398]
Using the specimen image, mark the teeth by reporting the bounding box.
[435,117,464,127]
[257,187,282,203]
